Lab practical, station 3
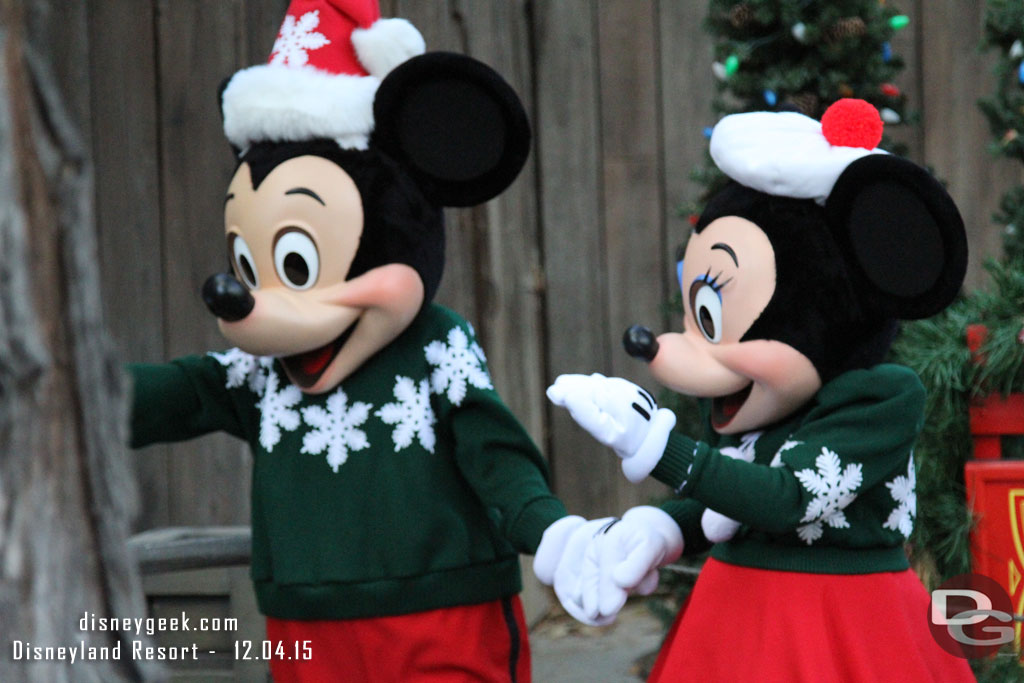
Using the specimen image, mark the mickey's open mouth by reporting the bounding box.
[280,321,358,389]
[711,382,753,430]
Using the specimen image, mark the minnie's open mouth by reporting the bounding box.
[711,382,753,430]
[280,321,358,389]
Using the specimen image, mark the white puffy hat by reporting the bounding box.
[709,98,889,205]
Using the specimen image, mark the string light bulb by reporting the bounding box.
[724,54,740,76]
[889,15,910,31]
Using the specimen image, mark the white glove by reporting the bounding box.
[700,438,758,543]
[582,506,684,622]
[545,517,621,626]
[533,515,586,585]
[547,373,676,482]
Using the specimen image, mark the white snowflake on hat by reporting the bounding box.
[709,98,890,205]
[270,10,331,67]
[221,0,425,151]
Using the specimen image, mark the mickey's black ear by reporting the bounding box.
[372,52,531,208]
[826,154,967,320]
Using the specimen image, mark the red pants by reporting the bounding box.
[266,597,531,682]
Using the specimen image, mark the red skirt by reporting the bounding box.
[648,557,975,683]
[265,597,530,682]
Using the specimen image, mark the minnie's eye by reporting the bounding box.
[230,234,259,289]
[689,278,724,344]
[274,229,319,290]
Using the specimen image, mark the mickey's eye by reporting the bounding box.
[230,234,259,289]
[274,228,319,290]
[688,271,728,344]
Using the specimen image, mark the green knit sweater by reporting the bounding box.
[129,304,567,620]
[654,364,923,574]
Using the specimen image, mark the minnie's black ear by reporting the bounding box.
[826,154,967,320]
[372,52,531,208]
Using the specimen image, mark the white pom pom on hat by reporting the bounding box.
[221,0,425,152]
[709,98,889,205]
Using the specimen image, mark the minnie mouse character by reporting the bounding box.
[543,99,976,681]
[127,1,585,680]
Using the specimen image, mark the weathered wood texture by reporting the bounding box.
[66,0,1012,537]
[0,1,154,680]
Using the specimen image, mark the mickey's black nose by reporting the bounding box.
[202,273,255,322]
[623,325,659,362]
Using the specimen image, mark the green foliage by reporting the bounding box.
[972,653,1024,683]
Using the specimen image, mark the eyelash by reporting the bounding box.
[694,268,732,296]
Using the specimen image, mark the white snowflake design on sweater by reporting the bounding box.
[301,388,372,473]
[425,327,492,406]
[376,376,437,453]
[769,439,802,467]
[258,367,303,451]
[269,10,330,67]
[210,348,272,394]
[882,454,916,539]
[793,447,863,545]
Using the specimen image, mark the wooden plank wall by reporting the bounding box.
[50,0,1016,535]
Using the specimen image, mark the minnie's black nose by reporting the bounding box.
[623,325,659,362]
[202,273,255,322]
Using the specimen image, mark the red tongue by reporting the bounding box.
[722,392,744,418]
[299,344,333,376]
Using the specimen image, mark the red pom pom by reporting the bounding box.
[820,98,883,149]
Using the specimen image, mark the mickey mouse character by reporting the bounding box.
[544,99,976,681]
[127,2,581,680]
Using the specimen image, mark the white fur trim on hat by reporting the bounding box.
[222,64,379,151]
[709,111,887,205]
[352,17,425,80]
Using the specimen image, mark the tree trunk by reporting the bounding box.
[0,0,156,680]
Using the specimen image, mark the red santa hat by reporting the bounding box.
[221,0,425,152]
